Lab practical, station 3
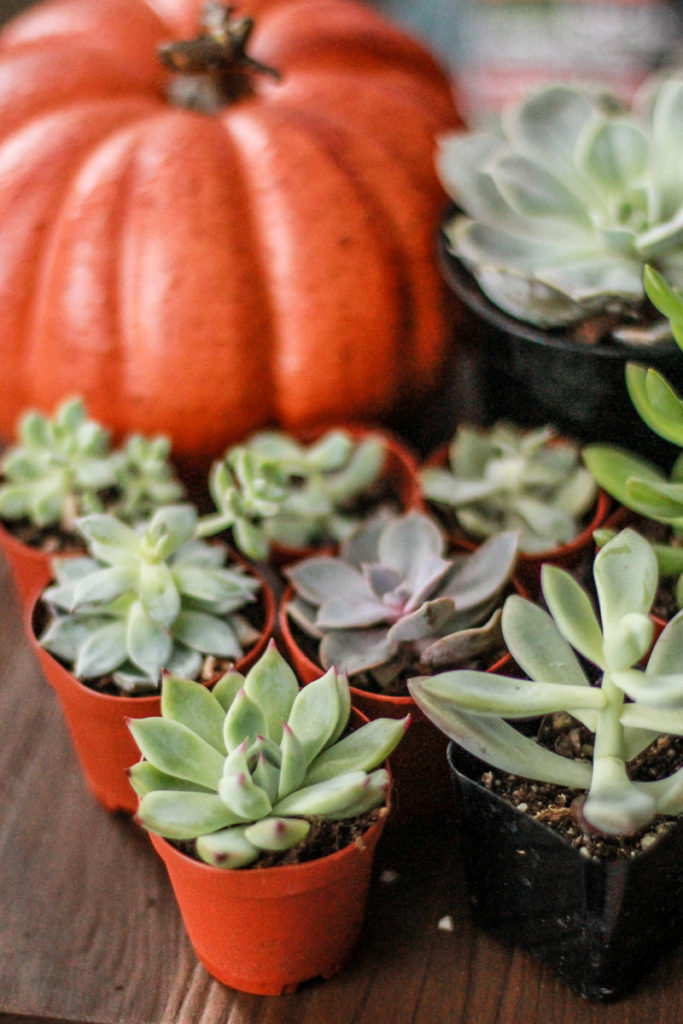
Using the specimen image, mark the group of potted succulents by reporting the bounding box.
[3,12,683,1004]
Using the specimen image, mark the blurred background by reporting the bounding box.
[3,0,683,123]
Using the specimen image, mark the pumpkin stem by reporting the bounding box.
[159,2,280,112]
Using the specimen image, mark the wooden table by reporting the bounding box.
[1,558,681,1024]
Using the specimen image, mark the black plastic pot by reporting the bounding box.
[447,742,683,1001]
[437,222,683,468]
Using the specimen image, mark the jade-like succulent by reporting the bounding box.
[128,643,407,868]
[199,429,386,558]
[420,422,597,554]
[409,528,683,837]
[0,396,184,533]
[437,75,683,335]
[39,504,261,694]
[584,266,683,603]
[285,511,519,692]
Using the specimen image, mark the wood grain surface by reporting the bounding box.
[0,555,681,1024]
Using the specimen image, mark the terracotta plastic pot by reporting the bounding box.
[423,440,611,596]
[278,585,517,823]
[0,519,63,611]
[447,741,683,1001]
[437,216,682,469]
[147,798,387,996]
[266,424,424,567]
[29,575,276,813]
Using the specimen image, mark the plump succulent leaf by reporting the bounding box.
[130,645,404,867]
[409,528,683,836]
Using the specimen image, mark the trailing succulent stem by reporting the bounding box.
[128,643,407,867]
[409,528,683,837]
[584,266,683,604]
[421,422,596,554]
[39,504,260,694]
[286,511,518,692]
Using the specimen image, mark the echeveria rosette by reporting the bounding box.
[127,643,407,868]
[410,528,683,837]
[113,433,185,523]
[285,511,519,691]
[437,77,683,334]
[584,266,683,602]
[421,422,597,554]
[39,504,261,694]
[200,429,386,559]
[0,396,119,531]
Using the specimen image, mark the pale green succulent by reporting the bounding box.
[39,505,261,694]
[0,397,119,531]
[128,643,407,868]
[584,265,683,602]
[285,511,519,692]
[421,422,597,554]
[0,396,184,533]
[199,429,386,558]
[438,75,683,335]
[410,528,683,837]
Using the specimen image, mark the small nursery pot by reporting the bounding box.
[423,441,611,596]
[147,752,388,995]
[0,519,65,610]
[268,424,424,567]
[447,742,683,1001]
[29,576,276,814]
[278,586,513,823]
[437,221,683,468]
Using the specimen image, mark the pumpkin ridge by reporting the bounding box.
[221,100,404,426]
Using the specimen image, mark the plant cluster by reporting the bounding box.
[286,510,519,692]
[199,429,386,559]
[420,421,597,554]
[39,504,261,694]
[409,528,683,837]
[437,75,683,335]
[128,643,407,867]
[0,397,184,533]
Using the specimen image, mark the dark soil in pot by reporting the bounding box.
[447,732,683,1001]
[436,221,683,470]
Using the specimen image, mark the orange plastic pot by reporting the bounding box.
[267,424,424,567]
[423,441,611,596]
[278,586,516,823]
[0,519,62,611]
[148,795,387,995]
[29,575,276,813]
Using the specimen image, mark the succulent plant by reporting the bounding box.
[0,397,119,531]
[437,75,683,336]
[0,396,184,534]
[584,265,683,602]
[420,422,597,554]
[199,429,386,558]
[39,504,261,694]
[409,528,683,837]
[285,511,519,692]
[127,643,407,868]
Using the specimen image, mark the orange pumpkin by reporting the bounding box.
[0,0,460,465]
